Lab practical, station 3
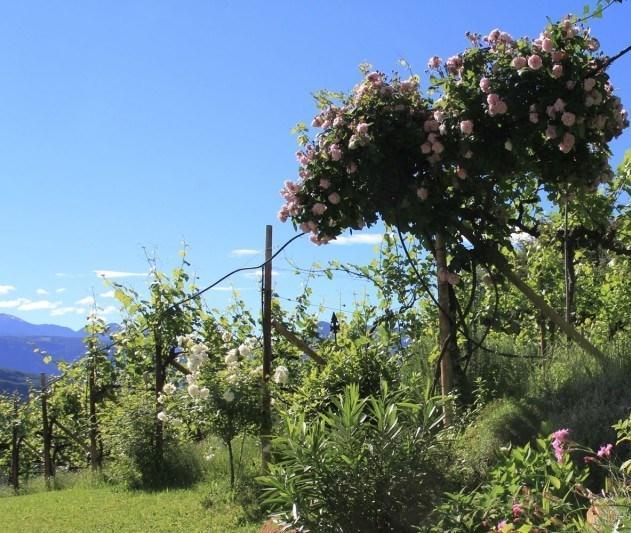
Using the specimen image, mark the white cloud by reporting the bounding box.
[94,270,147,278]
[0,285,16,295]
[55,288,67,293]
[75,296,96,306]
[19,300,60,311]
[98,305,118,316]
[230,249,260,257]
[50,306,86,317]
[100,290,115,298]
[243,270,280,279]
[36,288,49,295]
[0,298,30,309]
[0,298,61,311]
[330,234,383,246]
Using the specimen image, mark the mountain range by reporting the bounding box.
[0,313,116,396]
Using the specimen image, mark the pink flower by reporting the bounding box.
[511,56,527,69]
[559,132,575,153]
[553,98,566,112]
[512,503,523,518]
[551,50,567,62]
[311,203,327,215]
[346,161,358,173]
[319,178,331,189]
[311,116,322,128]
[277,206,290,222]
[566,80,576,90]
[495,101,507,115]
[333,116,344,128]
[417,187,428,200]
[432,141,444,154]
[495,520,508,532]
[529,112,539,124]
[427,56,441,69]
[460,120,474,135]
[328,192,341,205]
[528,54,543,70]
[479,77,491,93]
[588,38,600,51]
[356,122,370,135]
[553,428,571,443]
[552,64,563,78]
[366,71,382,83]
[546,125,558,139]
[561,112,576,127]
[433,110,445,122]
[487,93,500,106]
[597,443,613,459]
[424,119,439,132]
[542,38,554,52]
[329,144,342,161]
[445,55,462,74]
[420,142,432,154]
[321,119,331,129]
[457,166,467,179]
[486,28,501,43]
[584,78,596,92]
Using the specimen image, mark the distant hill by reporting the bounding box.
[0,313,83,338]
[0,314,119,393]
[0,367,39,398]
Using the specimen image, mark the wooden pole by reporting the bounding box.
[10,397,20,493]
[271,320,325,366]
[261,225,273,469]
[434,232,454,425]
[40,373,53,488]
[456,223,606,363]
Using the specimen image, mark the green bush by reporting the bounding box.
[100,388,203,489]
[259,382,453,532]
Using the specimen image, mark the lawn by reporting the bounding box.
[0,484,260,533]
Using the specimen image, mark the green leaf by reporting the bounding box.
[549,475,561,490]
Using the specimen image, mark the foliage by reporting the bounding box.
[259,382,452,532]
[433,436,590,532]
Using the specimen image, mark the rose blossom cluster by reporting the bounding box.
[279,17,628,249]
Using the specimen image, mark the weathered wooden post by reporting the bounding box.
[261,224,273,469]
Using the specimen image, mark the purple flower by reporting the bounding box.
[597,443,613,459]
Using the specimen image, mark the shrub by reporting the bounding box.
[259,382,452,532]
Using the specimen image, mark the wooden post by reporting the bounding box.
[40,373,53,488]
[261,225,273,469]
[10,397,20,493]
[434,232,454,425]
[456,223,606,363]
[88,363,99,471]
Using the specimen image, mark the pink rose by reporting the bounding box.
[333,116,344,128]
[511,56,527,69]
[561,112,576,127]
[356,122,370,135]
[552,64,563,78]
[328,192,341,205]
[546,125,558,140]
[321,119,331,129]
[541,38,554,52]
[432,141,444,154]
[427,56,441,69]
[417,187,429,200]
[457,166,468,179]
[486,28,501,43]
[366,71,381,83]
[420,142,432,155]
[566,80,576,90]
[551,50,567,62]
[584,78,596,92]
[277,206,289,223]
[329,144,342,161]
[553,98,566,112]
[597,444,613,459]
[460,120,474,135]
[546,105,556,118]
[311,117,322,128]
[424,119,439,132]
[311,203,327,215]
[528,55,543,70]
[433,110,445,122]
[529,112,539,123]
[479,77,491,93]
[346,161,358,173]
[319,178,331,189]
[495,101,507,115]
[487,93,500,106]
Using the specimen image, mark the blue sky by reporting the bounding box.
[0,0,629,329]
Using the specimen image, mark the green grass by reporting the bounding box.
[0,483,260,532]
